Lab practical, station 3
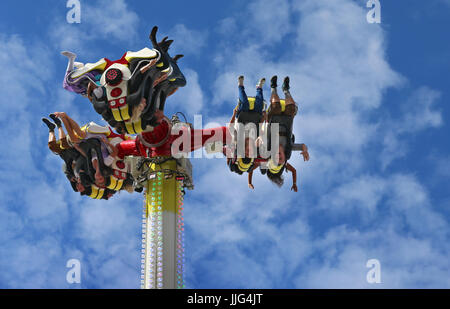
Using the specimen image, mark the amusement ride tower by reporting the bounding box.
[120,115,228,290]
[128,155,193,289]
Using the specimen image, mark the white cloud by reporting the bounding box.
[167,24,208,56]
[398,87,442,132]
[182,0,449,288]
[216,17,237,35]
[166,68,204,115]
[84,0,139,43]
[381,87,443,168]
[0,32,143,288]
[50,0,139,55]
[246,0,293,44]
[318,175,387,219]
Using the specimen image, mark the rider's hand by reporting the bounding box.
[137,98,147,113]
[301,144,310,161]
[248,183,254,190]
[291,184,298,192]
[301,151,309,161]
[255,136,263,147]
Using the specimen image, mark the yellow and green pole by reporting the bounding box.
[140,159,185,289]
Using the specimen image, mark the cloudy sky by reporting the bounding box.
[0,0,449,288]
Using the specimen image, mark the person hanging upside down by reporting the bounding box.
[52,112,118,154]
[226,75,266,175]
[42,114,71,154]
[266,75,298,120]
[229,75,266,126]
[72,155,116,200]
[247,149,300,191]
[51,112,121,186]
[42,115,81,192]
[62,51,102,97]
[248,76,309,192]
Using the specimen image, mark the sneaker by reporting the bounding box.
[256,78,266,88]
[42,118,56,131]
[173,54,184,63]
[270,75,278,89]
[282,76,290,92]
[61,51,77,60]
[238,75,244,86]
[49,113,62,127]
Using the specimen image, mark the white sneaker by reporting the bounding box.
[61,51,77,60]
[256,78,266,88]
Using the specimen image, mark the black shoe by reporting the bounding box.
[42,118,56,131]
[282,76,290,92]
[270,75,278,89]
[49,113,62,127]
[238,75,245,87]
[173,54,184,63]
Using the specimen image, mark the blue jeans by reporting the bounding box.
[237,86,264,116]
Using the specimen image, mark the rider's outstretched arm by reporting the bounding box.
[248,162,260,190]
[286,162,298,192]
[230,107,237,124]
[301,144,310,161]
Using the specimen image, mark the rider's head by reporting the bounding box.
[265,155,285,187]
[266,168,284,187]
[95,173,106,187]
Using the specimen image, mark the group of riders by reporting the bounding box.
[42,27,309,200]
[225,75,309,192]
[43,112,136,200]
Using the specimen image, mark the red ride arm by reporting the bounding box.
[118,124,233,158]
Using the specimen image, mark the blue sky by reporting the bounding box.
[0,0,449,288]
